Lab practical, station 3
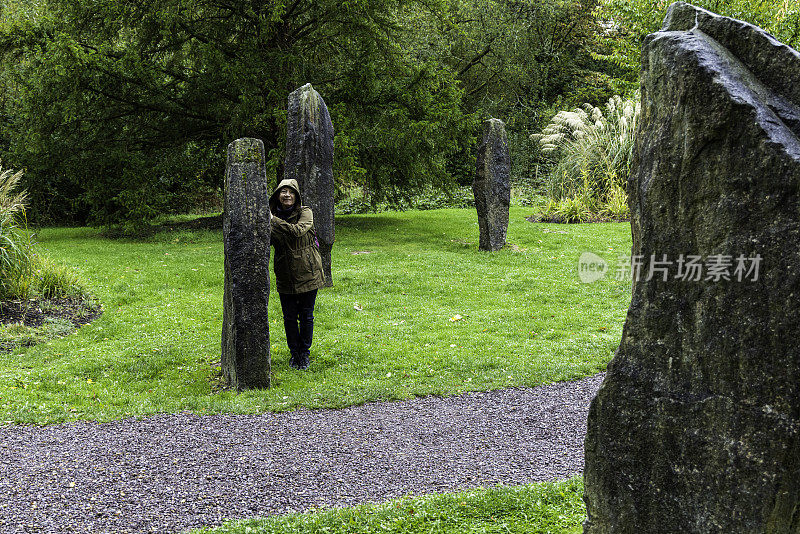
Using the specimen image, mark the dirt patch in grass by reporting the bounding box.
[0,296,102,351]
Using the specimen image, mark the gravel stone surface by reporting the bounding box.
[0,374,603,533]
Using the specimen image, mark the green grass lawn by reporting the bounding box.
[191,478,585,534]
[0,207,631,425]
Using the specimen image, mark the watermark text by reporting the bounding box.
[578,252,761,283]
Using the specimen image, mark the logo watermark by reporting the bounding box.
[578,252,609,283]
[578,252,762,283]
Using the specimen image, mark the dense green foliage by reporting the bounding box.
[0,0,471,226]
[0,209,631,424]
[191,478,585,534]
[531,94,637,222]
[0,0,623,227]
[3,0,794,227]
[594,0,800,95]
[527,1,800,222]
[427,0,620,185]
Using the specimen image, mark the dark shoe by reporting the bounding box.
[289,353,302,369]
[297,352,310,370]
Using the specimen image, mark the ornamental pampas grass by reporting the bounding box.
[0,163,86,298]
[0,162,34,298]
[531,94,640,217]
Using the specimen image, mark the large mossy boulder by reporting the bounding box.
[221,138,271,390]
[584,3,800,532]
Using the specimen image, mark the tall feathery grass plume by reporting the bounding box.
[531,94,639,221]
[0,162,37,298]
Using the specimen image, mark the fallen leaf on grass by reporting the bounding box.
[353,303,363,311]
[449,314,463,322]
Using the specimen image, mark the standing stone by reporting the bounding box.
[285,83,335,286]
[222,138,271,390]
[584,3,800,532]
[473,118,510,251]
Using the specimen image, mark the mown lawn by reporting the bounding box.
[0,207,631,425]
[191,478,586,534]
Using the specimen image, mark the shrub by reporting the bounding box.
[531,94,639,220]
[535,173,596,223]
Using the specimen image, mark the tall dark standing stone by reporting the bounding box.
[473,118,510,251]
[584,3,800,532]
[285,83,335,286]
[221,138,271,390]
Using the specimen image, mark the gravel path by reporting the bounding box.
[0,374,603,534]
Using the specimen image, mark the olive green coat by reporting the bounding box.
[269,179,326,294]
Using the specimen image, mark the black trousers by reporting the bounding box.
[278,290,317,356]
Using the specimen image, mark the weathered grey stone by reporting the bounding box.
[584,3,800,532]
[221,138,271,390]
[285,83,335,286]
[473,118,510,251]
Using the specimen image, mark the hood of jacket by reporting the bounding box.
[269,178,303,213]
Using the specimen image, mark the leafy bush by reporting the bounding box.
[511,186,548,208]
[531,169,630,223]
[531,94,638,221]
[544,197,592,224]
[534,171,596,223]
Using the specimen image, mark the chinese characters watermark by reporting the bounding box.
[578,252,762,283]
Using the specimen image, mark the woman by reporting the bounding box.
[269,178,326,370]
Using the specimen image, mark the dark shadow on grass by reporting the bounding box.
[337,211,480,251]
[335,213,416,231]
[161,214,223,230]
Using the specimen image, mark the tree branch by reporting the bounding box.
[458,40,495,78]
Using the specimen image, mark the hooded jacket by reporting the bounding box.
[269,178,325,294]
